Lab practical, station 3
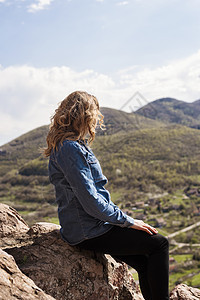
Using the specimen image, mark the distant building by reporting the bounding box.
[185,187,200,197]
[135,213,146,221]
[0,149,6,156]
[135,201,145,208]
[155,217,166,228]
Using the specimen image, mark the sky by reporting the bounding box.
[0,0,200,146]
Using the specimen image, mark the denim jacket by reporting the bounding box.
[49,139,135,245]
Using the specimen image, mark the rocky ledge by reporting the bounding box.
[0,203,200,300]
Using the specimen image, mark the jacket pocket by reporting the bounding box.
[87,154,104,182]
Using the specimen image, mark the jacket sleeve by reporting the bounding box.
[55,142,134,228]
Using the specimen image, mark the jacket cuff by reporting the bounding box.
[124,215,134,227]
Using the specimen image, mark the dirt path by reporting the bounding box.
[167,220,200,239]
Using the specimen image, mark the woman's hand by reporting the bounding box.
[130,219,158,235]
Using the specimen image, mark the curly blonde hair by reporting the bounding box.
[43,91,104,157]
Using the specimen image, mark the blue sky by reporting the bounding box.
[1,0,200,145]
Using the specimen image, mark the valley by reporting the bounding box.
[1,98,200,291]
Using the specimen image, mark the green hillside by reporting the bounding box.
[99,107,166,135]
[135,97,200,129]
[0,107,200,290]
[94,124,200,192]
[0,107,165,176]
[0,125,49,176]
[0,108,200,226]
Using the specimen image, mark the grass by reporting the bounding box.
[186,272,200,287]
[18,210,33,216]
[131,270,139,282]
[169,269,194,290]
[157,228,169,236]
[43,216,60,225]
[173,254,193,263]
[109,191,123,204]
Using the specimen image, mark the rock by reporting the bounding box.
[1,203,200,300]
[27,221,60,235]
[170,283,200,299]
[0,203,29,249]
[0,248,55,300]
[6,222,144,300]
[0,203,29,237]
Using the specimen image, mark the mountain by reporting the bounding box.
[99,107,166,135]
[135,97,200,129]
[0,107,167,222]
[1,106,200,289]
[1,108,200,223]
[0,107,166,175]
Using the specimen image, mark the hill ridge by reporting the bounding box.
[135,96,200,128]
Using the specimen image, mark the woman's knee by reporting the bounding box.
[153,233,169,252]
[160,234,169,249]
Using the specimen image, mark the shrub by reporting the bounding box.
[193,251,200,261]
[19,158,48,176]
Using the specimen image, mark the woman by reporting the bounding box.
[44,91,169,300]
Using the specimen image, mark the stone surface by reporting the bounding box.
[0,203,29,237]
[0,203,29,249]
[27,221,60,235]
[1,203,200,300]
[6,222,144,300]
[0,248,55,300]
[170,284,200,300]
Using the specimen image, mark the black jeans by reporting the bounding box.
[78,226,169,300]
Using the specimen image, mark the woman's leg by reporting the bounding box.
[78,226,169,300]
[113,254,152,300]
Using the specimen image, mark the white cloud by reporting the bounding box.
[28,0,54,13]
[0,65,116,145]
[117,1,129,6]
[0,49,200,145]
[118,50,200,107]
[0,0,7,2]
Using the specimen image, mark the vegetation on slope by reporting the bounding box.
[135,97,200,129]
[0,107,200,289]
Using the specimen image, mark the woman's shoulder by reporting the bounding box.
[60,139,87,156]
[62,139,80,148]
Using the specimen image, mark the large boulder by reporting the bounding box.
[6,222,144,300]
[0,203,29,249]
[1,203,200,300]
[0,248,55,300]
[0,204,143,300]
[0,203,29,237]
[170,284,200,300]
